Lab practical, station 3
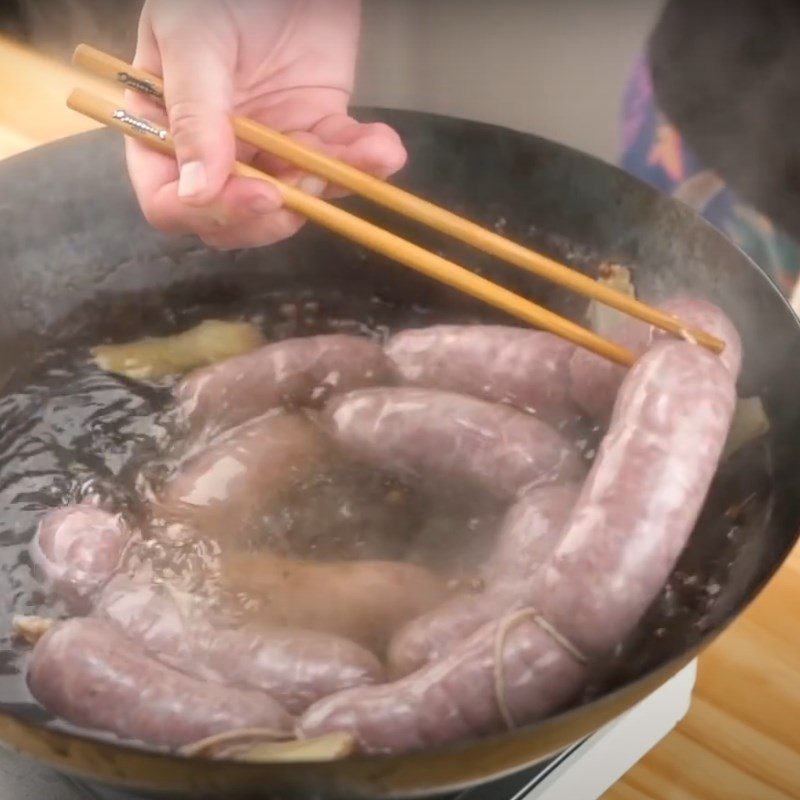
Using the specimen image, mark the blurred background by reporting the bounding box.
[0,0,662,163]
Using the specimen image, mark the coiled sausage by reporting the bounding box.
[531,341,737,656]
[222,552,449,652]
[570,297,742,422]
[324,388,583,501]
[301,611,586,754]
[28,618,294,749]
[388,483,578,676]
[299,340,736,753]
[177,334,391,432]
[97,581,384,713]
[386,325,577,422]
[154,412,325,537]
[30,505,130,612]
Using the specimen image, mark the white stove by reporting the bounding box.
[0,661,696,799]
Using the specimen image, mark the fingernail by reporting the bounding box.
[178,161,207,199]
[250,191,280,215]
[297,175,327,197]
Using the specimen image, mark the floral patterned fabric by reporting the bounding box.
[620,54,800,301]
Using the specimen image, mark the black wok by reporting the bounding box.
[0,109,797,799]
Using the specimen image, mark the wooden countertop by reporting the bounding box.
[1,34,799,800]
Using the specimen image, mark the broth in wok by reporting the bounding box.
[0,275,763,760]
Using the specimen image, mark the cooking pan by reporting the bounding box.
[0,108,797,799]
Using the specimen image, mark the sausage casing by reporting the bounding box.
[532,341,737,656]
[28,618,294,749]
[386,325,577,422]
[222,552,449,652]
[154,412,325,536]
[299,340,737,754]
[324,388,583,501]
[30,505,129,611]
[97,581,384,713]
[177,334,391,432]
[301,612,586,754]
[570,297,741,422]
[388,483,578,676]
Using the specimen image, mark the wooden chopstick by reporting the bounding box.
[72,44,725,357]
[67,88,637,366]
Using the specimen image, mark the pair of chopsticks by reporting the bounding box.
[68,44,724,367]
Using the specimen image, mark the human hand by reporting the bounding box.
[126,0,407,250]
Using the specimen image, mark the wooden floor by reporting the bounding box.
[1,35,799,800]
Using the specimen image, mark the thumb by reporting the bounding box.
[157,34,235,206]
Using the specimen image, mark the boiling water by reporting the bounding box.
[0,287,538,726]
[0,283,770,737]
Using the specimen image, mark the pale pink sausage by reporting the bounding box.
[153,412,325,536]
[221,552,450,652]
[300,613,586,754]
[28,618,294,749]
[299,340,736,754]
[323,388,584,501]
[30,505,130,611]
[97,582,384,714]
[177,334,391,432]
[386,325,577,422]
[532,341,737,657]
[570,297,741,422]
[388,484,579,676]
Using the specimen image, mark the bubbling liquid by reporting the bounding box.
[0,283,759,735]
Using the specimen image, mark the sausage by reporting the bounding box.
[531,341,737,656]
[300,611,586,754]
[386,325,577,422]
[299,340,736,754]
[570,297,742,422]
[388,484,579,676]
[97,581,384,713]
[177,334,391,432]
[28,618,294,749]
[153,412,326,537]
[482,484,581,582]
[323,388,584,501]
[30,505,130,612]
[222,552,449,652]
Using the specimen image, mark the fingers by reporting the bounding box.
[312,115,407,178]
[125,1,407,251]
[251,114,408,201]
[129,160,310,250]
[152,9,237,205]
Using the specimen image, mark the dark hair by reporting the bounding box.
[649,0,800,242]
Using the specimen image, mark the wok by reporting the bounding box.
[0,108,797,799]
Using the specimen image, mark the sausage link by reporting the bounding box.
[30,505,129,612]
[324,388,584,501]
[222,552,449,652]
[97,581,384,713]
[177,334,391,432]
[532,341,737,656]
[28,618,294,749]
[300,612,586,754]
[299,339,736,754]
[570,297,742,422]
[386,325,577,422]
[388,484,578,676]
[154,412,325,537]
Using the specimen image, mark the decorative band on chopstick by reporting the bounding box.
[112,109,167,140]
[117,72,163,100]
